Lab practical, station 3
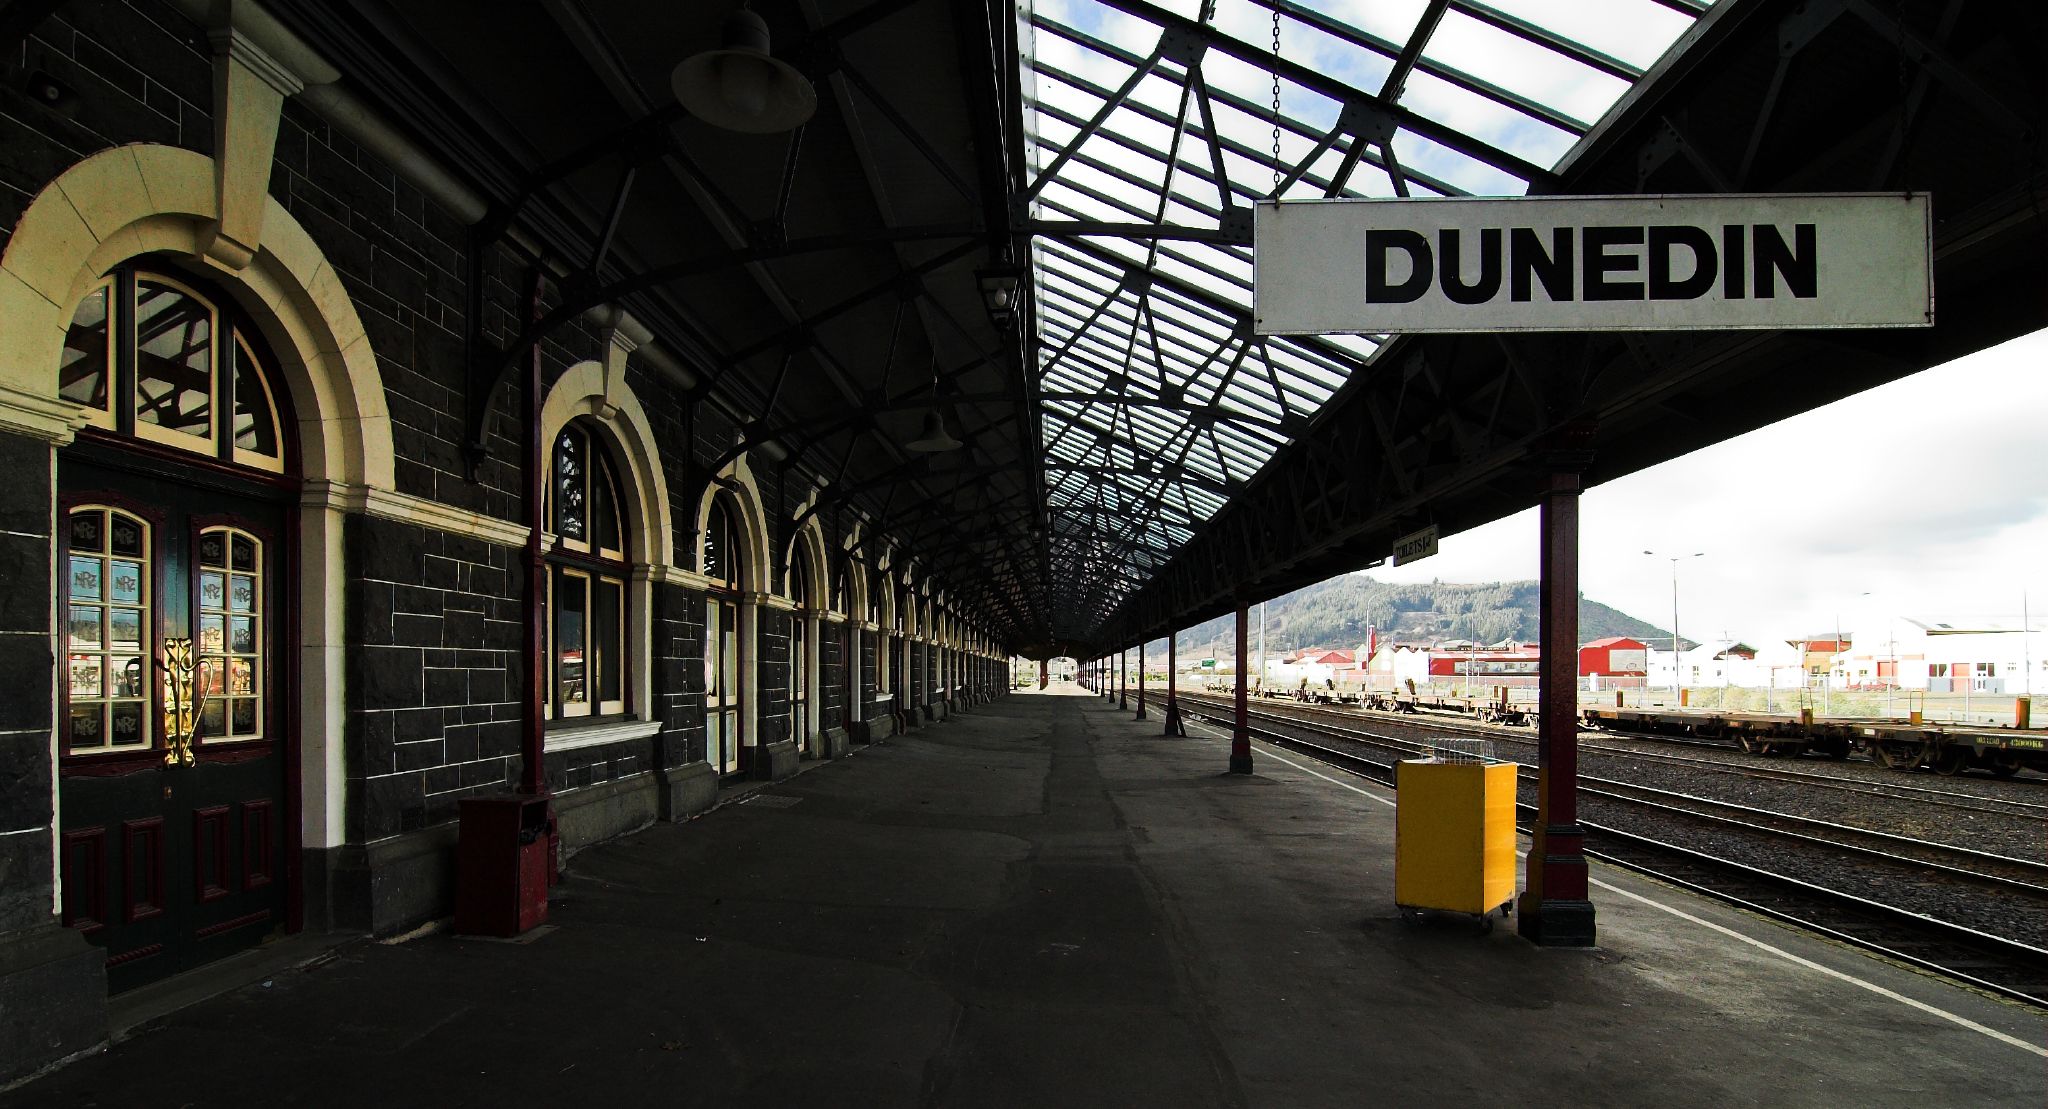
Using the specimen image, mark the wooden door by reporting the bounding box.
[58,456,289,992]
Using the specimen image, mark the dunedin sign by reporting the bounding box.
[1253,193,1932,335]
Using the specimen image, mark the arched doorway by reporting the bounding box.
[54,262,298,991]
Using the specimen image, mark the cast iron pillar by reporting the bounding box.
[1517,463,1597,946]
[1119,650,1128,710]
[1134,643,1148,720]
[1164,630,1186,736]
[1038,659,1048,691]
[1230,603,1254,773]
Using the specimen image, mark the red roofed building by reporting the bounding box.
[1579,636,1649,677]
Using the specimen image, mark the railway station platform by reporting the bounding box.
[7,689,2043,1107]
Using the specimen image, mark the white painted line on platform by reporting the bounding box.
[1183,719,1395,807]
[1588,876,2048,1057]
[1181,715,2047,1056]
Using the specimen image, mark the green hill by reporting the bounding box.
[1171,575,1684,655]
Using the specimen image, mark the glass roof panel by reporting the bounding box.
[1021,0,1718,629]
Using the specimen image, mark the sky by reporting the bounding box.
[1359,326,2048,645]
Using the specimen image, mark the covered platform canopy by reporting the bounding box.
[279,0,2046,657]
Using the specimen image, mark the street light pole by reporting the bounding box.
[1645,550,1704,703]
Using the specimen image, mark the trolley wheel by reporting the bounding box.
[1932,747,1970,777]
[1477,913,1494,936]
[1399,907,1425,926]
[1738,734,1765,755]
[1870,742,1924,771]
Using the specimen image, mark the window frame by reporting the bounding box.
[58,499,161,762]
[543,421,633,725]
[191,521,271,746]
[61,264,291,476]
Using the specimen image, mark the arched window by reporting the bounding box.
[702,495,745,774]
[546,422,629,720]
[62,267,285,472]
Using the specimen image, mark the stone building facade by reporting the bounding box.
[0,0,1011,1080]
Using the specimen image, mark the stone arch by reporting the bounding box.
[695,453,770,591]
[784,515,829,611]
[540,360,674,571]
[0,144,392,487]
[0,144,395,862]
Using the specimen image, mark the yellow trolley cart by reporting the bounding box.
[1395,747,1518,932]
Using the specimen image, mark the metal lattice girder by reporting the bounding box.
[1013,0,1721,649]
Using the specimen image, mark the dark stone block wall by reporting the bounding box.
[0,433,53,934]
[654,582,707,765]
[820,622,846,734]
[344,515,524,841]
[756,607,791,748]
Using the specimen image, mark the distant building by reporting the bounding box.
[1834,620,2046,694]
[1579,636,1649,678]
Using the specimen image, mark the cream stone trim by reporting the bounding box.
[201,27,307,269]
[822,612,848,625]
[303,480,527,548]
[695,452,770,591]
[0,379,94,444]
[785,515,830,611]
[546,718,660,754]
[749,591,799,612]
[0,144,394,491]
[539,359,675,570]
[657,565,717,592]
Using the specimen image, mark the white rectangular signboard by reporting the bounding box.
[1253,192,1932,336]
[1391,524,1438,566]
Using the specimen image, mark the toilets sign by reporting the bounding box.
[1253,193,1932,335]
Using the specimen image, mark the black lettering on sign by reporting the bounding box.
[1582,226,1644,301]
[1721,225,1746,300]
[1509,227,1573,302]
[1753,223,1816,299]
[1437,228,1501,305]
[1366,229,1432,303]
[1647,225,1717,300]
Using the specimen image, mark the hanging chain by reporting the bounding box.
[1270,7,1282,195]
[1891,0,1912,191]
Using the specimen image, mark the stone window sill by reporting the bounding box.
[544,717,660,753]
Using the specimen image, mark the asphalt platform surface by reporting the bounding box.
[8,684,2045,1106]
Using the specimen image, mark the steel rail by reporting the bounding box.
[1184,692,2048,817]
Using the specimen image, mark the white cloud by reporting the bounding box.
[1359,327,2048,644]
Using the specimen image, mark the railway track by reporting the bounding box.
[1183,692,2048,819]
[1168,697,2048,1009]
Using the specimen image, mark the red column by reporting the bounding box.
[1134,643,1148,720]
[1164,630,1185,736]
[1517,467,1596,946]
[1230,603,1253,773]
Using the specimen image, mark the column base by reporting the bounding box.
[751,740,800,782]
[1515,897,1597,946]
[1163,699,1186,737]
[655,762,718,821]
[0,923,107,1085]
[1228,752,1255,774]
[1133,705,1148,721]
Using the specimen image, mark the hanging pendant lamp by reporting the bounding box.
[905,407,962,453]
[672,6,817,134]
